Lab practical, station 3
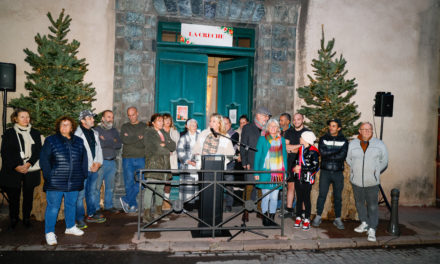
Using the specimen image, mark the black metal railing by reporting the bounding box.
[135,168,287,240]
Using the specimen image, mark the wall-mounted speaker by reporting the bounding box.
[0,62,16,92]
[374,92,394,117]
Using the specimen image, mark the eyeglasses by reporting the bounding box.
[360,129,372,131]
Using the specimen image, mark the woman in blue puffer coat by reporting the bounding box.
[39,116,88,246]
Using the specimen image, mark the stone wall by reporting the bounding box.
[113,0,300,125]
[112,0,302,207]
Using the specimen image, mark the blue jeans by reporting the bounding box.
[96,160,117,209]
[261,189,279,214]
[76,171,99,220]
[122,158,145,208]
[45,190,78,233]
[76,178,87,221]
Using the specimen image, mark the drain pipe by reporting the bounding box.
[387,188,400,236]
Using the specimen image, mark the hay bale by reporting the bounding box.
[310,163,358,220]
[30,173,65,221]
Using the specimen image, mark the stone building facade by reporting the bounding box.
[112,0,303,206]
[113,0,300,125]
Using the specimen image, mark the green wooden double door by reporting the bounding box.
[155,51,253,131]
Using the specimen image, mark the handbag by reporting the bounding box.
[15,131,40,172]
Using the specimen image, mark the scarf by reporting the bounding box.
[81,125,96,159]
[263,134,284,182]
[297,145,319,184]
[14,123,34,161]
[357,134,371,153]
[100,120,113,130]
[157,129,165,142]
[202,133,220,155]
[254,120,266,136]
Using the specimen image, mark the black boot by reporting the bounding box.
[262,213,270,226]
[282,207,295,218]
[269,213,277,226]
[23,218,32,228]
[9,218,18,230]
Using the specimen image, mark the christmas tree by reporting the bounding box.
[9,9,96,136]
[297,27,360,138]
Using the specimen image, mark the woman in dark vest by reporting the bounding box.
[39,116,88,246]
[0,108,42,229]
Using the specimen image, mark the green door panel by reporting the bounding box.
[217,58,252,130]
[156,51,208,131]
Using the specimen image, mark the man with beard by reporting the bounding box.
[282,113,310,218]
[75,110,105,228]
[240,107,270,221]
[94,110,122,213]
[279,113,292,137]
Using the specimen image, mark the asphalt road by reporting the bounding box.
[1,245,439,264]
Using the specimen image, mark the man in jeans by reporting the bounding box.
[94,110,122,213]
[312,118,348,229]
[75,110,105,229]
[346,122,388,242]
[119,107,146,213]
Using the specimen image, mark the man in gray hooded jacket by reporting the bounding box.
[346,122,388,242]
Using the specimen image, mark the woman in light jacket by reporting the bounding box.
[192,113,235,168]
[176,119,200,211]
[0,108,42,229]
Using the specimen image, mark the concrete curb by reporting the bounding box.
[1,235,439,252]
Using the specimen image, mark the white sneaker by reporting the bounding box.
[65,226,84,236]
[354,221,368,233]
[367,228,376,242]
[45,232,57,246]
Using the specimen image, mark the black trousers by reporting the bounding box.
[3,184,35,221]
[295,181,312,219]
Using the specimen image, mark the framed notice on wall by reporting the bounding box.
[229,109,237,124]
[180,23,233,47]
[176,105,188,122]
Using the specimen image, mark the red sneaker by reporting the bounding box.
[302,219,310,230]
[294,217,302,228]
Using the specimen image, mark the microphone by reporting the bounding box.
[210,128,218,138]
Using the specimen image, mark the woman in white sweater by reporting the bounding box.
[192,113,235,169]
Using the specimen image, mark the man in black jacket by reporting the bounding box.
[312,119,348,229]
[240,107,270,221]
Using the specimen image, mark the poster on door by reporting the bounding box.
[176,105,188,122]
[181,23,233,47]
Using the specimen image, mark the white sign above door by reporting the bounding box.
[180,23,233,47]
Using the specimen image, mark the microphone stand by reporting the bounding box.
[210,128,257,152]
[209,128,267,240]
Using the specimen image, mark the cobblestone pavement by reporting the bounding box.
[170,246,440,264]
[0,246,439,263]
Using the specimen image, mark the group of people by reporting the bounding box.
[232,107,387,242]
[0,105,388,245]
